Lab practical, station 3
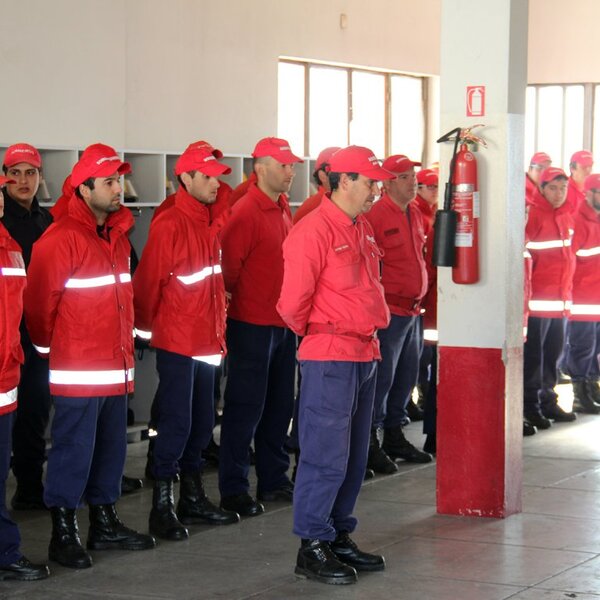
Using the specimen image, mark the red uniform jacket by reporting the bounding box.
[365,194,428,317]
[24,195,135,397]
[570,200,600,321]
[278,196,390,361]
[293,187,325,225]
[229,173,257,207]
[0,223,26,415]
[565,176,585,213]
[220,183,292,327]
[525,199,575,318]
[133,187,226,361]
[525,174,545,208]
[152,180,232,235]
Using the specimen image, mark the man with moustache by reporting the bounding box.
[1,144,52,510]
[277,145,392,585]
[218,137,301,516]
[365,155,432,473]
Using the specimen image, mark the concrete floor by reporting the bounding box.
[2,411,600,600]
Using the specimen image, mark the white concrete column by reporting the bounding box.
[436,0,528,517]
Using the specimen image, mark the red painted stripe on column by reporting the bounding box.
[437,346,521,518]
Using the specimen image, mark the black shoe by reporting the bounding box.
[220,493,264,517]
[585,380,600,406]
[363,468,375,480]
[382,426,432,463]
[87,504,155,550]
[0,557,50,581]
[149,480,189,541]
[523,421,537,436]
[11,485,46,511]
[257,481,294,502]
[524,412,552,430]
[295,539,357,585]
[48,507,93,569]
[406,400,424,422]
[201,438,220,466]
[121,475,144,495]
[367,429,398,474]
[330,531,385,572]
[177,473,239,526]
[423,433,437,454]
[573,381,600,414]
[542,404,577,422]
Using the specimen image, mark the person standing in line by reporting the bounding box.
[0,174,49,581]
[565,150,593,212]
[0,144,53,511]
[278,145,392,585]
[218,137,301,516]
[24,144,155,569]
[133,144,240,541]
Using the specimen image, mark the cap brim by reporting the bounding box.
[0,176,16,185]
[360,166,395,181]
[272,151,304,164]
[198,162,232,177]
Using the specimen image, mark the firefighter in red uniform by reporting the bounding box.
[293,146,341,224]
[218,137,301,517]
[525,152,552,207]
[563,173,600,413]
[414,167,439,453]
[364,155,432,474]
[24,144,155,570]
[278,145,391,585]
[524,167,577,429]
[0,144,53,511]
[133,145,239,541]
[0,175,49,581]
[565,150,593,212]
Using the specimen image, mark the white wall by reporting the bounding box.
[0,0,597,154]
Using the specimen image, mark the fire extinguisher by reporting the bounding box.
[433,125,486,285]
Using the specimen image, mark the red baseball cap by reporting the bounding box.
[570,150,594,167]
[539,167,568,186]
[252,137,303,163]
[3,143,42,169]
[175,147,232,177]
[382,154,422,174]
[584,173,600,192]
[184,140,223,159]
[529,152,552,167]
[314,146,341,170]
[0,175,16,186]
[71,144,131,188]
[328,146,394,180]
[416,169,438,186]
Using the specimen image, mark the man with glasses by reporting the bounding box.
[525,152,552,207]
[566,150,594,212]
[364,155,432,474]
[1,144,53,511]
[562,173,600,413]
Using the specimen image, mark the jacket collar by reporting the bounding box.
[67,193,133,237]
[174,186,209,222]
[578,198,600,222]
[3,192,41,218]
[247,182,289,212]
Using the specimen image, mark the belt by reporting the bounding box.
[306,323,376,343]
[384,293,420,311]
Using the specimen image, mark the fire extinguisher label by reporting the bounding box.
[454,191,474,247]
[473,191,480,218]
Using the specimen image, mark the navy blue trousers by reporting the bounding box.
[152,349,216,480]
[372,314,421,429]
[0,412,21,566]
[563,321,600,381]
[523,316,565,414]
[293,360,377,541]
[44,395,127,508]
[219,319,295,497]
[12,337,51,489]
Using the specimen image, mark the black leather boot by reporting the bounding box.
[177,473,239,526]
[584,380,600,410]
[48,507,92,569]
[149,479,189,541]
[330,531,385,572]
[572,381,599,414]
[295,539,357,585]
[383,425,432,463]
[0,557,49,581]
[367,428,398,474]
[88,504,156,550]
